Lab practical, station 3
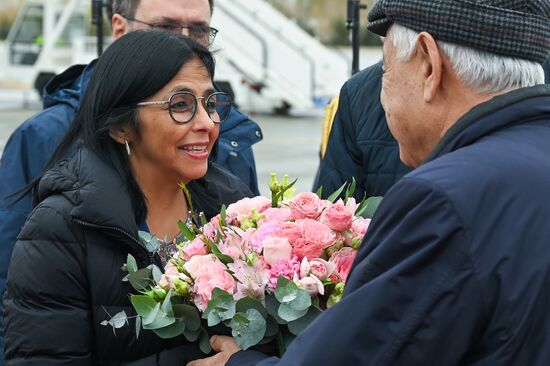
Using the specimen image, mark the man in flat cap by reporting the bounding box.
[189,1,550,365]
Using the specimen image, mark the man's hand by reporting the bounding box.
[186,336,241,366]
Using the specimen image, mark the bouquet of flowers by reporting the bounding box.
[102,175,381,355]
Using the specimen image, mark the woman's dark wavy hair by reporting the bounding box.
[34,30,215,222]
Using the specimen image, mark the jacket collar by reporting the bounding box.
[424,84,550,164]
[42,60,96,110]
[38,147,139,237]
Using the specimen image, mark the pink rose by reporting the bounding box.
[226,196,271,219]
[249,221,282,252]
[309,258,336,281]
[352,217,371,238]
[289,192,322,220]
[181,237,208,261]
[323,201,353,232]
[329,247,357,282]
[262,237,292,266]
[278,222,302,245]
[291,219,336,260]
[261,207,291,223]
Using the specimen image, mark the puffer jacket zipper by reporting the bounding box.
[73,218,156,265]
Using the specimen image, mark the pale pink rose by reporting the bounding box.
[278,222,302,245]
[226,196,271,218]
[227,259,270,301]
[289,192,322,220]
[268,256,300,288]
[184,255,235,311]
[297,275,325,296]
[249,221,282,252]
[261,207,291,223]
[262,237,292,266]
[329,247,357,282]
[300,257,311,278]
[323,201,353,232]
[351,217,371,238]
[309,258,336,281]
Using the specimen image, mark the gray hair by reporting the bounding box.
[386,24,545,94]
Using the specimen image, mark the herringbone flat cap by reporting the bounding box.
[367,0,550,63]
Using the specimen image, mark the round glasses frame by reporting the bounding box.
[136,91,232,124]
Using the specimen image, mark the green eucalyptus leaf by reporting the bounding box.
[130,295,158,318]
[100,320,109,326]
[142,302,161,326]
[288,289,311,312]
[326,181,347,202]
[203,288,236,326]
[151,265,163,284]
[161,290,173,316]
[109,311,128,329]
[287,306,322,335]
[265,294,288,325]
[142,311,176,330]
[173,304,201,331]
[236,297,267,318]
[126,254,138,273]
[278,302,309,322]
[356,196,383,218]
[127,267,153,291]
[264,315,280,338]
[152,321,186,339]
[183,327,202,342]
[135,316,141,339]
[230,309,267,350]
[199,328,212,354]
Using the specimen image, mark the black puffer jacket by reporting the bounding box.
[3,148,252,365]
[313,62,411,199]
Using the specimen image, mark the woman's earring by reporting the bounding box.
[125,140,131,156]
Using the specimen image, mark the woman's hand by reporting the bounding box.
[186,336,241,366]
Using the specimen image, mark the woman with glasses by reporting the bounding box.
[3,31,251,365]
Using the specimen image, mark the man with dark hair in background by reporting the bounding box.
[0,1,262,363]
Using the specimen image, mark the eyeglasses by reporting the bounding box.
[124,16,218,46]
[137,91,232,124]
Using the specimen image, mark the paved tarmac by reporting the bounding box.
[0,90,323,197]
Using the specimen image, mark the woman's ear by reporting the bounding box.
[109,128,130,145]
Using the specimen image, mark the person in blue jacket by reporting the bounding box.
[188,1,550,365]
[0,0,262,362]
[313,62,411,200]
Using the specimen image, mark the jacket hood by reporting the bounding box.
[37,147,138,235]
[425,84,550,164]
[42,61,96,110]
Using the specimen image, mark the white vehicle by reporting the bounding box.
[0,0,350,113]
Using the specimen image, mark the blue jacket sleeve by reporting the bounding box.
[229,177,484,366]
[0,106,73,361]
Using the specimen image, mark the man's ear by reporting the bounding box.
[111,13,130,40]
[416,32,443,102]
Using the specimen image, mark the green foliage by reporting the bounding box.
[269,173,297,207]
[356,196,383,218]
[274,277,312,322]
[230,309,267,350]
[203,288,236,326]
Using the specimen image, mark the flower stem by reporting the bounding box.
[276,331,285,358]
